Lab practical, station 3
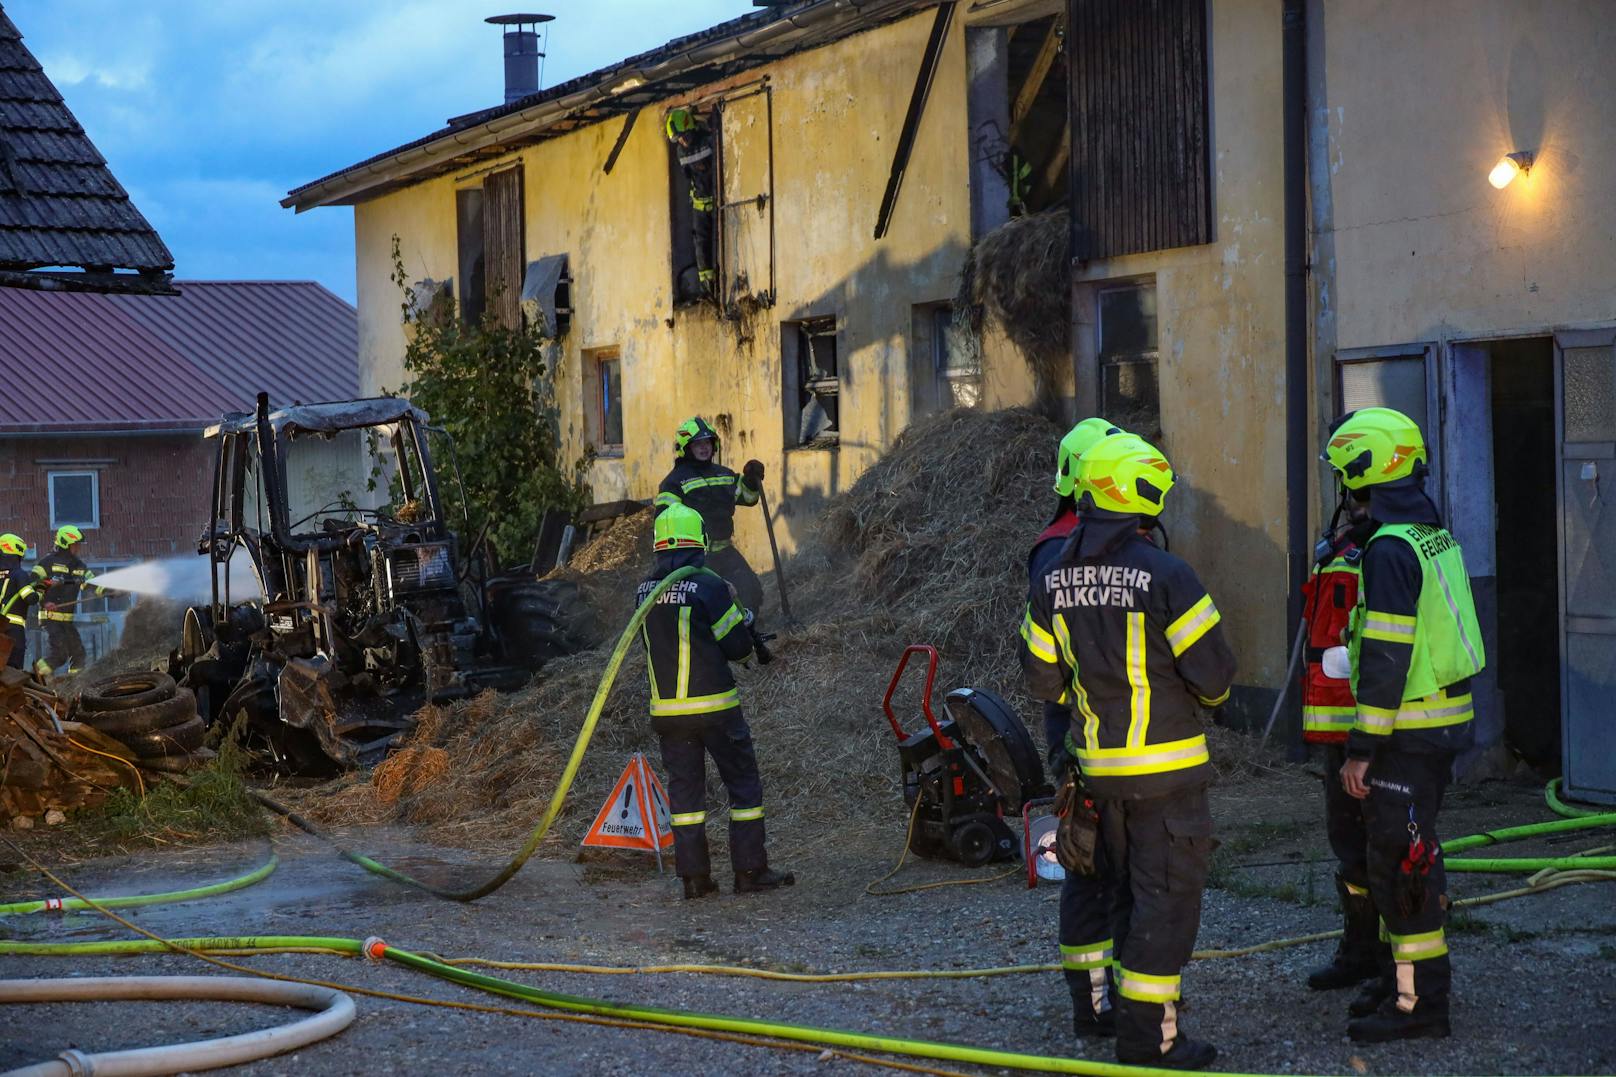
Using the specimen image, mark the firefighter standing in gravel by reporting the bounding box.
[31,525,104,675]
[637,503,794,899]
[1322,407,1483,1043]
[1020,432,1235,1071]
[1027,416,1125,1042]
[1297,500,1392,998]
[655,417,766,616]
[0,533,39,670]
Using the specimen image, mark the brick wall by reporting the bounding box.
[0,434,214,562]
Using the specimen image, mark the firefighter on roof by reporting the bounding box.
[1020,432,1235,1071]
[655,417,765,616]
[32,525,104,675]
[637,503,793,899]
[1322,406,1483,1043]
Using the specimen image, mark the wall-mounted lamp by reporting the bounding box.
[1488,151,1534,189]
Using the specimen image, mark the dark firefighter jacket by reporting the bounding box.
[675,123,716,212]
[655,459,759,546]
[1028,508,1080,758]
[1,556,39,629]
[1020,512,1237,799]
[637,550,754,719]
[1345,485,1477,761]
[32,549,100,622]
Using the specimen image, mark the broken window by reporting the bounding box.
[455,165,525,328]
[584,347,623,455]
[1097,281,1162,444]
[785,317,839,448]
[912,303,981,415]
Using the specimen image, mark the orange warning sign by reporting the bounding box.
[582,753,675,856]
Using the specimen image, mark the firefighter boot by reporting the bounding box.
[1348,997,1451,1042]
[682,875,719,900]
[1348,977,1393,1018]
[1072,1006,1116,1041]
[1069,976,1116,1039]
[733,866,795,893]
[1118,1035,1218,1071]
[1307,878,1382,990]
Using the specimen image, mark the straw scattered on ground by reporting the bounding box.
[283,407,1290,851]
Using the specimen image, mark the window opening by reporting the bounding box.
[48,470,99,530]
[667,105,717,305]
[786,317,839,448]
[456,188,486,326]
[584,347,624,454]
[456,166,525,328]
[1097,282,1161,443]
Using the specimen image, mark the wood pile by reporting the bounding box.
[0,667,142,825]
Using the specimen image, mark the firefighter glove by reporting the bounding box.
[1052,772,1101,877]
[743,459,765,485]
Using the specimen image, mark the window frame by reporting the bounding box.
[783,315,841,450]
[585,347,625,457]
[48,469,100,531]
[1095,279,1162,444]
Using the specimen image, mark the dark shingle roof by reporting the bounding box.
[0,5,174,292]
[0,281,359,433]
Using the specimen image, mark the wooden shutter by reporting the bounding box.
[1067,0,1212,261]
[484,167,524,330]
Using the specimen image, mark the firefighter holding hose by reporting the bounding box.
[637,503,793,899]
[0,533,39,670]
[31,525,104,675]
[1019,432,1235,1071]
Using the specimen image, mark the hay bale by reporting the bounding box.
[955,208,1070,417]
[372,746,451,804]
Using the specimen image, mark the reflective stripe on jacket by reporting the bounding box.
[637,565,752,719]
[1301,544,1360,743]
[656,459,758,542]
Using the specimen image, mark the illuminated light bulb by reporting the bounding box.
[1488,151,1534,189]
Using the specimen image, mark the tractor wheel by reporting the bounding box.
[82,688,197,737]
[78,672,177,713]
[487,578,590,669]
[139,747,217,775]
[121,716,206,758]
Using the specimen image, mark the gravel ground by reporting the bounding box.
[3,770,1614,1076]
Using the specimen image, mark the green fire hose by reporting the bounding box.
[0,854,278,917]
[250,565,699,903]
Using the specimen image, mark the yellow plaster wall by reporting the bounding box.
[353,10,986,581]
[1319,0,1616,348]
[1068,0,1290,688]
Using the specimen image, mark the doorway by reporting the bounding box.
[1488,338,1560,767]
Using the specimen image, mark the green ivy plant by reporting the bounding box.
[389,236,588,570]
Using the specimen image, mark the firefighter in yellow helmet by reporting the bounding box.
[0,533,39,670]
[655,417,766,617]
[1321,407,1483,1043]
[636,504,793,898]
[665,106,717,299]
[31,525,104,674]
[1019,432,1234,1070]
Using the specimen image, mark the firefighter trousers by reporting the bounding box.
[691,206,716,285]
[655,710,767,879]
[44,622,85,672]
[1362,748,1453,1013]
[1098,784,1216,1061]
[4,625,24,669]
[1057,822,1120,1024]
[707,544,764,622]
[1322,743,1385,967]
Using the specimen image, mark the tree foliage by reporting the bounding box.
[389,236,586,568]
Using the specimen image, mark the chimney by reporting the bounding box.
[485,13,553,105]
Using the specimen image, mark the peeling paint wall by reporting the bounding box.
[1318,0,1616,349]
[353,10,986,581]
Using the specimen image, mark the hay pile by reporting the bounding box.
[286,408,1279,850]
[955,208,1070,417]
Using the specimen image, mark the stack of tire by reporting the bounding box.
[74,672,214,776]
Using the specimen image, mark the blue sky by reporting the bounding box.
[7,1,756,302]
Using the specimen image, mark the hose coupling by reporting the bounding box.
[44,897,63,911]
[363,935,389,960]
[57,1047,94,1075]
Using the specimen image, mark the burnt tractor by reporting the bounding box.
[174,394,584,772]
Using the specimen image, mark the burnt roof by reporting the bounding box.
[0,6,174,293]
[285,0,935,211]
[0,280,358,435]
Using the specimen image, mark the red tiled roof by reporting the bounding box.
[0,280,358,433]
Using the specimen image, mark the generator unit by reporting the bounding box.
[882,644,1051,866]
